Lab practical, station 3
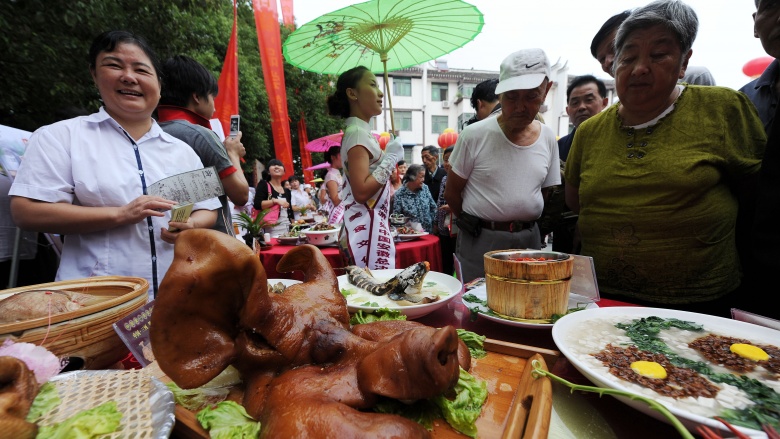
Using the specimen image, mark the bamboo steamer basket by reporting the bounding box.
[0,276,148,370]
[483,250,573,320]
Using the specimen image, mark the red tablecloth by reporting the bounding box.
[259,234,443,280]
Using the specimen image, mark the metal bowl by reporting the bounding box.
[486,250,570,262]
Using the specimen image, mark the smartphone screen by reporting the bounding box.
[230,115,240,137]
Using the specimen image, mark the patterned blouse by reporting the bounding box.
[435,175,448,236]
[392,184,437,232]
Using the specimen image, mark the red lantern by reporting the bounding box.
[438,128,458,148]
[378,132,391,150]
[742,56,774,78]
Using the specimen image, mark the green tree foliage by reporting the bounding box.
[0,0,343,178]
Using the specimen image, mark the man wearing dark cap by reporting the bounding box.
[445,48,560,283]
[591,10,632,76]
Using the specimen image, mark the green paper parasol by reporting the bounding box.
[282,0,484,132]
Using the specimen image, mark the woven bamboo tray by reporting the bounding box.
[0,276,149,370]
[165,339,558,439]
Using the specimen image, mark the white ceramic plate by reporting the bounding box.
[552,307,780,438]
[276,236,301,246]
[337,270,462,319]
[462,285,598,329]
[396,231,429,241]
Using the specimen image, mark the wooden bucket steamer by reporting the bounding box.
[483,250,573,320]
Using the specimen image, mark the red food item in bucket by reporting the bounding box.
[508,256,547,262]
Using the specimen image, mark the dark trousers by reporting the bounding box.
[438,233,456,275]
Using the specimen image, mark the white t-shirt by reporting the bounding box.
[9,108,220,297]
[290,187,310,220]
[449,117,560,222]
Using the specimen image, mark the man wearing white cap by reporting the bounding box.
[444,48,561,283]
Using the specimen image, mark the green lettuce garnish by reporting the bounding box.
[456,329,487,359]
[196,400,261,439]
[26,381,61,421]
[432,368,488,438]
[168,365,242,411]
[372,368,487,438]
[349,308,406,325]
[36,400,122,439]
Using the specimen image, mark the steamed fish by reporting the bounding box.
[345,262,438,304]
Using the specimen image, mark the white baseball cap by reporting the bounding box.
[495,48,551,94]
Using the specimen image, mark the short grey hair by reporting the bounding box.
[402,164,425,184]
[614,0,698,74]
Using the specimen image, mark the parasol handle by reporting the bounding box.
[381,56,396,134]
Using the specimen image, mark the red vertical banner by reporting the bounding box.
[279,0,294,28]
[298,117,313,183]
[214,0,239,137]
[253,0,294,178]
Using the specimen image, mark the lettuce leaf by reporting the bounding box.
[168,365,242,411]
[432,368,488,438]
[456,329,487,359]
[196,400,261,439]
[36,400,122,439]
[26,381,61,422]
[371,368,487,438]
[349,308,407,325]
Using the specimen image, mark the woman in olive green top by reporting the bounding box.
[564,0,765,317]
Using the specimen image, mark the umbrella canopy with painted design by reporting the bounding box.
[305,131,382,153]
[305,162,332,171]
[283,0,483,132]
[304,131,344,153]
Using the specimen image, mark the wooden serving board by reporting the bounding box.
[167,339,559,439]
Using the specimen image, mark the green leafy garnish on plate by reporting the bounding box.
[340,288,356,297]
[615,316,780,431]
[26,381,60,421]
[196,400,261,439]
[456,329,487,359]
[350,308,406,325]
[372,368,487,438]
[167,365,242,412]
[36,400,122,439]
[462,293,587,324]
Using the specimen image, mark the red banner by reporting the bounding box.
[298,117,313,183]
[253,0,293,179]
[214,0,239,138]
[280,0,294,28]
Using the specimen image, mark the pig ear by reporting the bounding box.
[150,229,267,389]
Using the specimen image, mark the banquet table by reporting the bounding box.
[258,234,443,280]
